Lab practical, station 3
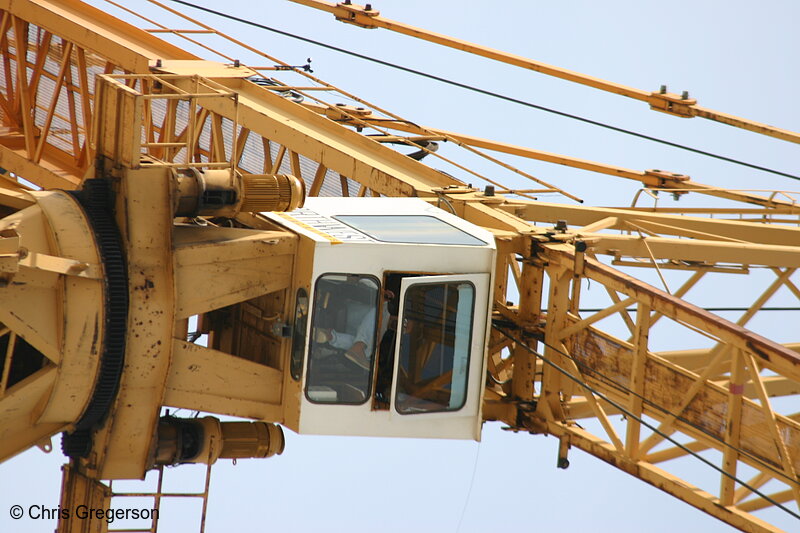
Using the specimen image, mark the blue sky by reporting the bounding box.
[1,1,799,532]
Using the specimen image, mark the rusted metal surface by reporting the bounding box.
[0,2,798,532]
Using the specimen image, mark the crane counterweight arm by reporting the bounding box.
[290,0,800,145]
[2,2,800,532]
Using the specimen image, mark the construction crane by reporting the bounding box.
[0,1,799,532]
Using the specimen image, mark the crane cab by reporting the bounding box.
[266,198,495,441]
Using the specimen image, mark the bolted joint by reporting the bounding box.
[334,2,381,29]
[0,228,21,282]
[648,90,698,118]
[644,169,690,184]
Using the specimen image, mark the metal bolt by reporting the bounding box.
[484,185,495,197]
[681,90,689,100]
[659,85,667,94]
[365,3,372,10]
[155,59,162,68]
[234,59,240,68]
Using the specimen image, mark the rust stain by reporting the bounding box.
[90,315,99,356]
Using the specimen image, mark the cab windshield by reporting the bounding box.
[306,274,380,404]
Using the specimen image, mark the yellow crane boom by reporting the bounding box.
[0,1,798,532]
[290,0,800,145]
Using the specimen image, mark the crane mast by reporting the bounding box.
[0,1,798,532]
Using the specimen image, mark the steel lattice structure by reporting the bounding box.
[0,1,798,532]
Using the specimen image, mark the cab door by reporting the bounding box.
[389,273,490,440]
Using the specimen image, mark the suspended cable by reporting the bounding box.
[578,306,800,313]
[167,0,800,182]
[494,326,800,520]
[549,337,798,486]
[494,321,799,490]
[455,442,482,533]
[531,326,799,486]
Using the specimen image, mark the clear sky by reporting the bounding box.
[1,1,799,532]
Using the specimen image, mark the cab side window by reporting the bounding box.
[289,288,308,381]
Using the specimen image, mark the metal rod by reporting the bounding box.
[0,333,17,395]
[199,439,214,533]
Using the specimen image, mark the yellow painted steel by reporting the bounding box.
[291,0,800,145]
[0,2,797,533]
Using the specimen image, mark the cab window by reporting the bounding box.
[395,282,475,414]
[306,274,380,404]
[335,215,487,246]
[290,288,308,381]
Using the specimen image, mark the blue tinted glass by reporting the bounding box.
[335,215,487,246]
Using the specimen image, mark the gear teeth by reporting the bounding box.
[62,179,129,459]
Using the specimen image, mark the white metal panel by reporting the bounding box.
[291,198,495,440]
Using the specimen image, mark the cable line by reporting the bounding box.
[168,0,800,182]
[579,306,800,313]
[494,326,800,521]
[490,318,800,490]
[535,334,797,486]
